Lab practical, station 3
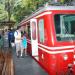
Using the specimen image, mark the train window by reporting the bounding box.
[54,14,75,41]
[27,25,31,39]
[32,21,36,40]
[25,22,31,39]
[38,19,44,43]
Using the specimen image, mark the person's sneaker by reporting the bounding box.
[25,54,28,56]
[17,55,19,58]
[21,55,24,58]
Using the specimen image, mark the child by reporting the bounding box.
[21,33,27,57]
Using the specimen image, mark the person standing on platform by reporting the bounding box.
[4,29,9,48]
[8,29,14,48]
[21,32,27,57]
[14,26,21,57]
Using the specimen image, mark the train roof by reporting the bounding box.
[35,6,75,12]
[20,6,75,25]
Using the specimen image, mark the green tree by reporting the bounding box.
[13,0,35,22]
[5,0,15,21]
[13,0,46,22]
[0,0,8,21]
[0,0,73,23]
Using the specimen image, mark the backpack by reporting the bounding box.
[10,32,15,42]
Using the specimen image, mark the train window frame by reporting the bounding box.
[32,21,36,40]
[27,25,31,39]
[38,19,45,43]
[26,22,31,39]
[54,14,75,41]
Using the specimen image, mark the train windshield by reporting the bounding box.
[54,14,75,41]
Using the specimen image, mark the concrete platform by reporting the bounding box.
[12,49,48,75]
[3,36,48,75]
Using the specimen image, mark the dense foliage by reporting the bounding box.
[0,0,74,23]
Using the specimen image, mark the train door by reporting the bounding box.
[30,19,38,57]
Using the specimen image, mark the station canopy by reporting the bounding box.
[0,21,15,27]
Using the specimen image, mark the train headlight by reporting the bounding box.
[64,55,68,60]
[73,61,75,65]
[68,64,72,68]
[74,55,75,58]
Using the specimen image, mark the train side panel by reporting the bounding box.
[20,6,75,75]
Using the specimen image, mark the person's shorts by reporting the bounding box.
[21,43,27,49]
[15,43,21,51]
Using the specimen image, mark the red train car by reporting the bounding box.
[20,6,75,75]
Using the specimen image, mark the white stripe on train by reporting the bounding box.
[27,40,74,54]
[38,43,75,50]
[38,46,74,54]
[35,12,52,18]
[27,39,75,50]
[20,11,52,25]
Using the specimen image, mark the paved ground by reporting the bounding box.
[12,47,48,75]
[3,34,48,75]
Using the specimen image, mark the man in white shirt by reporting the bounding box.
[14,26,21,57]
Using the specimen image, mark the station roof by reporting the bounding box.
[0,21,15,26]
